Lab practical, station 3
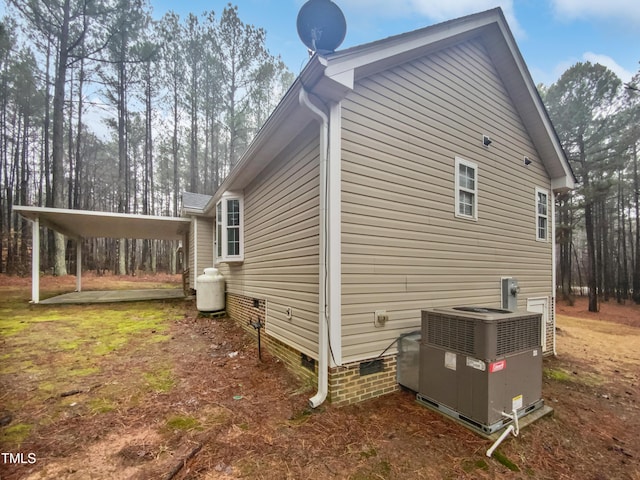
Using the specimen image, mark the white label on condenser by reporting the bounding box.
[466,357,486,371]
[445,351,457,370]
[512,394,523,411]
[533,349,538,357]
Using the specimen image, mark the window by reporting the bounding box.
[536,188,548,241]
[215,193,244,262]
[455,157,478,220]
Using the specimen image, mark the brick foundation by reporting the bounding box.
[226,293,317,387]
[226,292,399,406]
[328,357,399,406]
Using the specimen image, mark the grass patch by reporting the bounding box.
[93,336,129,355]
[60,339,81,351]
[492,451,520,472]
[165,415,202,432]
[38,380,57,396]
[462,458,489,473]
[144,367,175,393]
[1,423,33,446]
[0,278,187,455]
[544,367,602,386]
[68,366,100,377]
[544,367,573,382]
[1,301,181,402]
[0,295,184,438]
[89,398,117,414]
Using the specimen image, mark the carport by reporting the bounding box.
[14,206,192,304]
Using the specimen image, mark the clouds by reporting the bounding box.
[582,52,634,83]
[341,0,525,37]
[334,0,637,87]
[535,53,634,86]
[550,0,640,25]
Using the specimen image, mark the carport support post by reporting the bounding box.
[31,216,40,304]
[76,237,82,292]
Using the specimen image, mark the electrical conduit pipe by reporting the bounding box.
[299,86,329,408]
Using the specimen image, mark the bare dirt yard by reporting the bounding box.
[1,274,639,479]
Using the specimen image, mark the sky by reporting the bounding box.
[150,0,639,86]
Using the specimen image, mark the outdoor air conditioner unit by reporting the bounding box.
[417,307,544,434]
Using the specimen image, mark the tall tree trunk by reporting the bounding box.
[74,56,85,209]
[51,0,72,276]
[67,66,74,209]
[557,193,573,300]
[0,46,6,274]
[43,35,53,273]
[117,35,127,275]
[600,199,610,302]
[633,143,640,303]
[580,136,598,312]
[20,112,30,273]
[172,85,179,218]
[142,60,153,271]
[618,168,629,302]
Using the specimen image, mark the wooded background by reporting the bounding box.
[0,0,293,277]
[1,1,639,312]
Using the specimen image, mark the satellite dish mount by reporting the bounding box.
[296,0,347,55]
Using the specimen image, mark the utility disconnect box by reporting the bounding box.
[501,278,519,311]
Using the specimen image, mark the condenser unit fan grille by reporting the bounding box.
[496,315,541,356]
[426,313,475,355]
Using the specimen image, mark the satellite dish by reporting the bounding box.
[296,0,347,54]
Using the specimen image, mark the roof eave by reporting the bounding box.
[325,7,576,191]
[14,205,191,241]
[481,13,576,190]
[181,207,206,216]
[206,55,346,214]
[323,8,502,80]
[209,7,576,208]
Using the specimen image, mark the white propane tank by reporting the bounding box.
[196,267,225,312]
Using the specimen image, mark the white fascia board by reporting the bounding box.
[491,20,576,190]
[324,13,497,79]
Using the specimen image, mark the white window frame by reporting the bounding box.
[215,192,244,263]
[536,187,549,242]
[455,157,478,221]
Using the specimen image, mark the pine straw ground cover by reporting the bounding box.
[0,275,638,479]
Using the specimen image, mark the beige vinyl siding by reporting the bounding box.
[190,216,214,289]
[218,124,321,357]
[341,38,554,362]
[197,217,214,277]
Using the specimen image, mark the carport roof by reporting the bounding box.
[14,206,191,241]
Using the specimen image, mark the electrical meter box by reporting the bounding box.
[501,278,520,311]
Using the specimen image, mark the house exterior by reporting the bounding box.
[184,8,575,407]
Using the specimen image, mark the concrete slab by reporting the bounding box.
[416,395,554,440]
[39,289,186,305]
[485,404,554,441]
